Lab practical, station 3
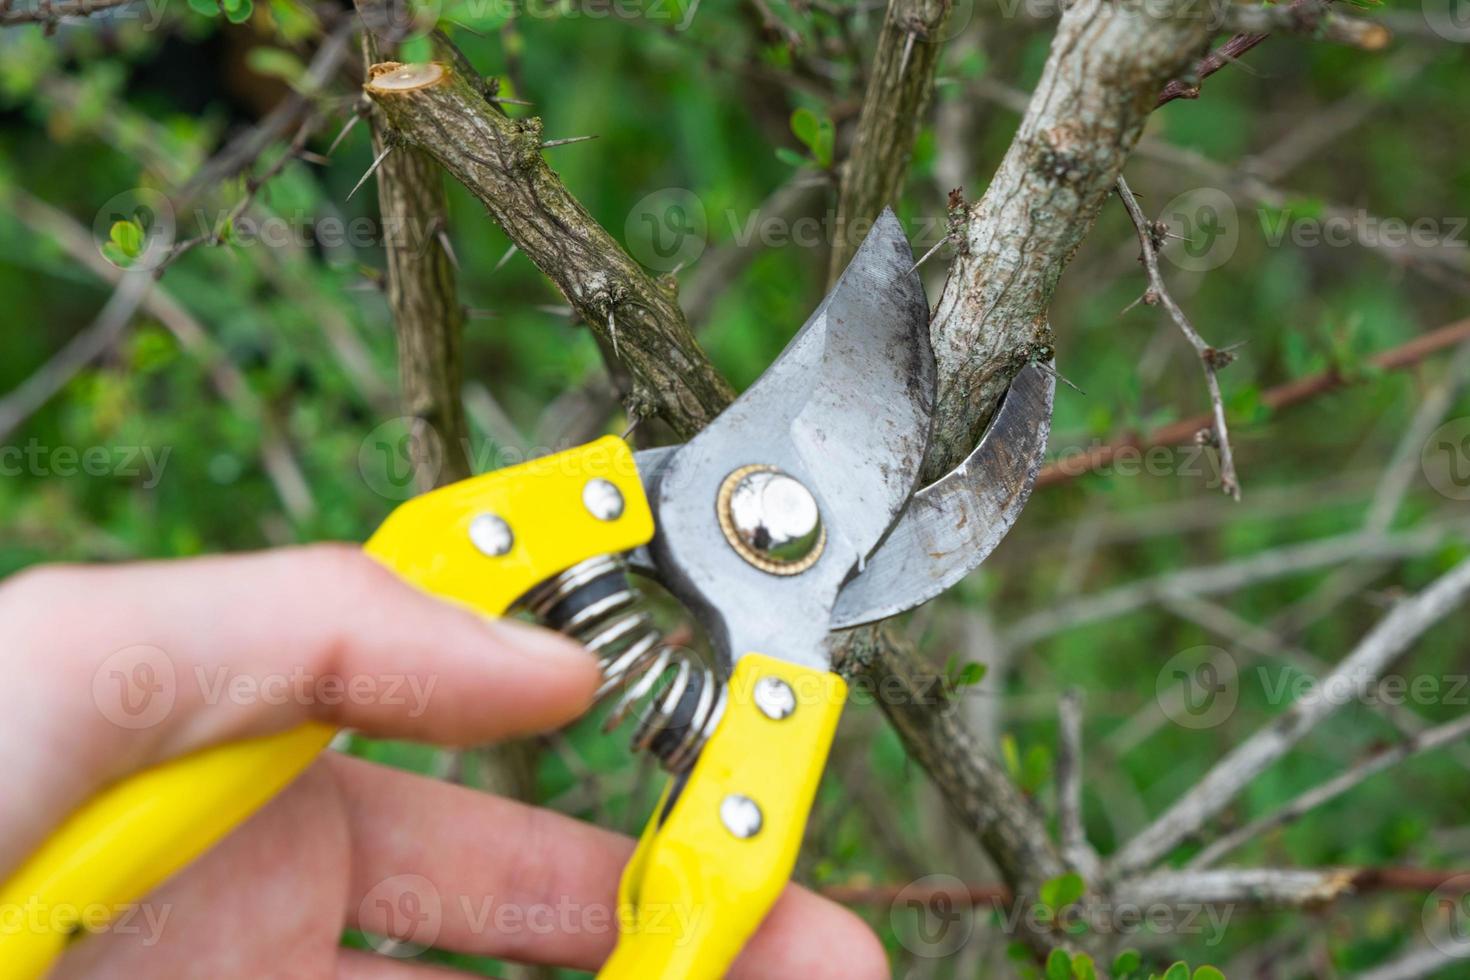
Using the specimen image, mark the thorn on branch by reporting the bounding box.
[347,144,394,201]
[540,135,599,149]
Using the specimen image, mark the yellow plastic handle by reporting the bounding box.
[599,654,847,980]
[0,437,653,979]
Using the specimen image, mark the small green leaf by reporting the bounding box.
[1071,952,1097,980]
[1001,733,1021,781]
[1040,871,1085,911]
[108,219,143,257]
[1163,963,1190,980]
[1112,950,1143,977]
[100,242,132,267]
[775,146,808,169]
[788,106,834,168]
[186,0,220,15]
[223,0,252,23]
[246,48,307,85]
[1192,968,1225,980]
[954,661,988,689]
[1045,949,1072,980]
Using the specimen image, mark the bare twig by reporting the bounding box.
[1,0,133,26]
[1116,174,1241,498]
[1056,689,1101,879]
[1110,556,1470,876]
[1037,318,1470,488]
[1190,713,1470,868]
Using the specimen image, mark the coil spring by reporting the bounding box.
[519,555,727,773]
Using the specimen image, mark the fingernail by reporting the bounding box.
[484,618,596,669]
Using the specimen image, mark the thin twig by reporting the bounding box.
[1115,175,1241,499]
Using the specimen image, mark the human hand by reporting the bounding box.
[0,545,886,979]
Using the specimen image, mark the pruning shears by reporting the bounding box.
[0,209,1054,979]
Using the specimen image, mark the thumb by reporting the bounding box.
[6,544,602,770]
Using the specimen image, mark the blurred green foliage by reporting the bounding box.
[2,0,1470,976]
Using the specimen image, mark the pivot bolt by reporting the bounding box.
[753,677,796,720]
[720,794,763,839]
[717,465,825,575]
[583,478,625,521]
[469,513,513,557]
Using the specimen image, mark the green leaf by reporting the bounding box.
[1192,968,1225,980]
[775,147,808,169]
[223,0,252,23]
[100,242,133,268]
[186,0,220,15]
[1001,733,1022,781]
[788,107,834,168]
[1163,963,1190,980]
[1040,871,1085,911]
[246,48,307,86]
[1071,953,1097,980]
[1045,949,1072,980]
[954,661,988,689]
[1112,950,1143,977]
[108,219,143,257]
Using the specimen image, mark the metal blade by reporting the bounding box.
[830,363,1054,630]
[646,208,934,668]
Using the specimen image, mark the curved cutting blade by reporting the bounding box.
[647,208,934,667]
[830,363,1055,630]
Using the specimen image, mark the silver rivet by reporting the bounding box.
[468,513,513,556]
[720,794,763,839]
[717,465,825,575]
[753,676,796,720]
[583,478,625,521]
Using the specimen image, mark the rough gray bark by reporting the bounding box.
[362,61,734,439]
[828,0,953,283]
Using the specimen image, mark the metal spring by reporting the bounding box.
[519,555,726,773]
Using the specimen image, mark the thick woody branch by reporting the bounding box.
[828,0,953,283]
[362,61,733,438]
[922,0,1214,481]
[368,127,472,488]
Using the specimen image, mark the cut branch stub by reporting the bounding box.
[363,60,733,438]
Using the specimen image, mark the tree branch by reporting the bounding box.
[828,0,953,283]
[1110,556,1470,876]
[361,61,733,438]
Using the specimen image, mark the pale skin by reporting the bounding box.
[0,545,889,978]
